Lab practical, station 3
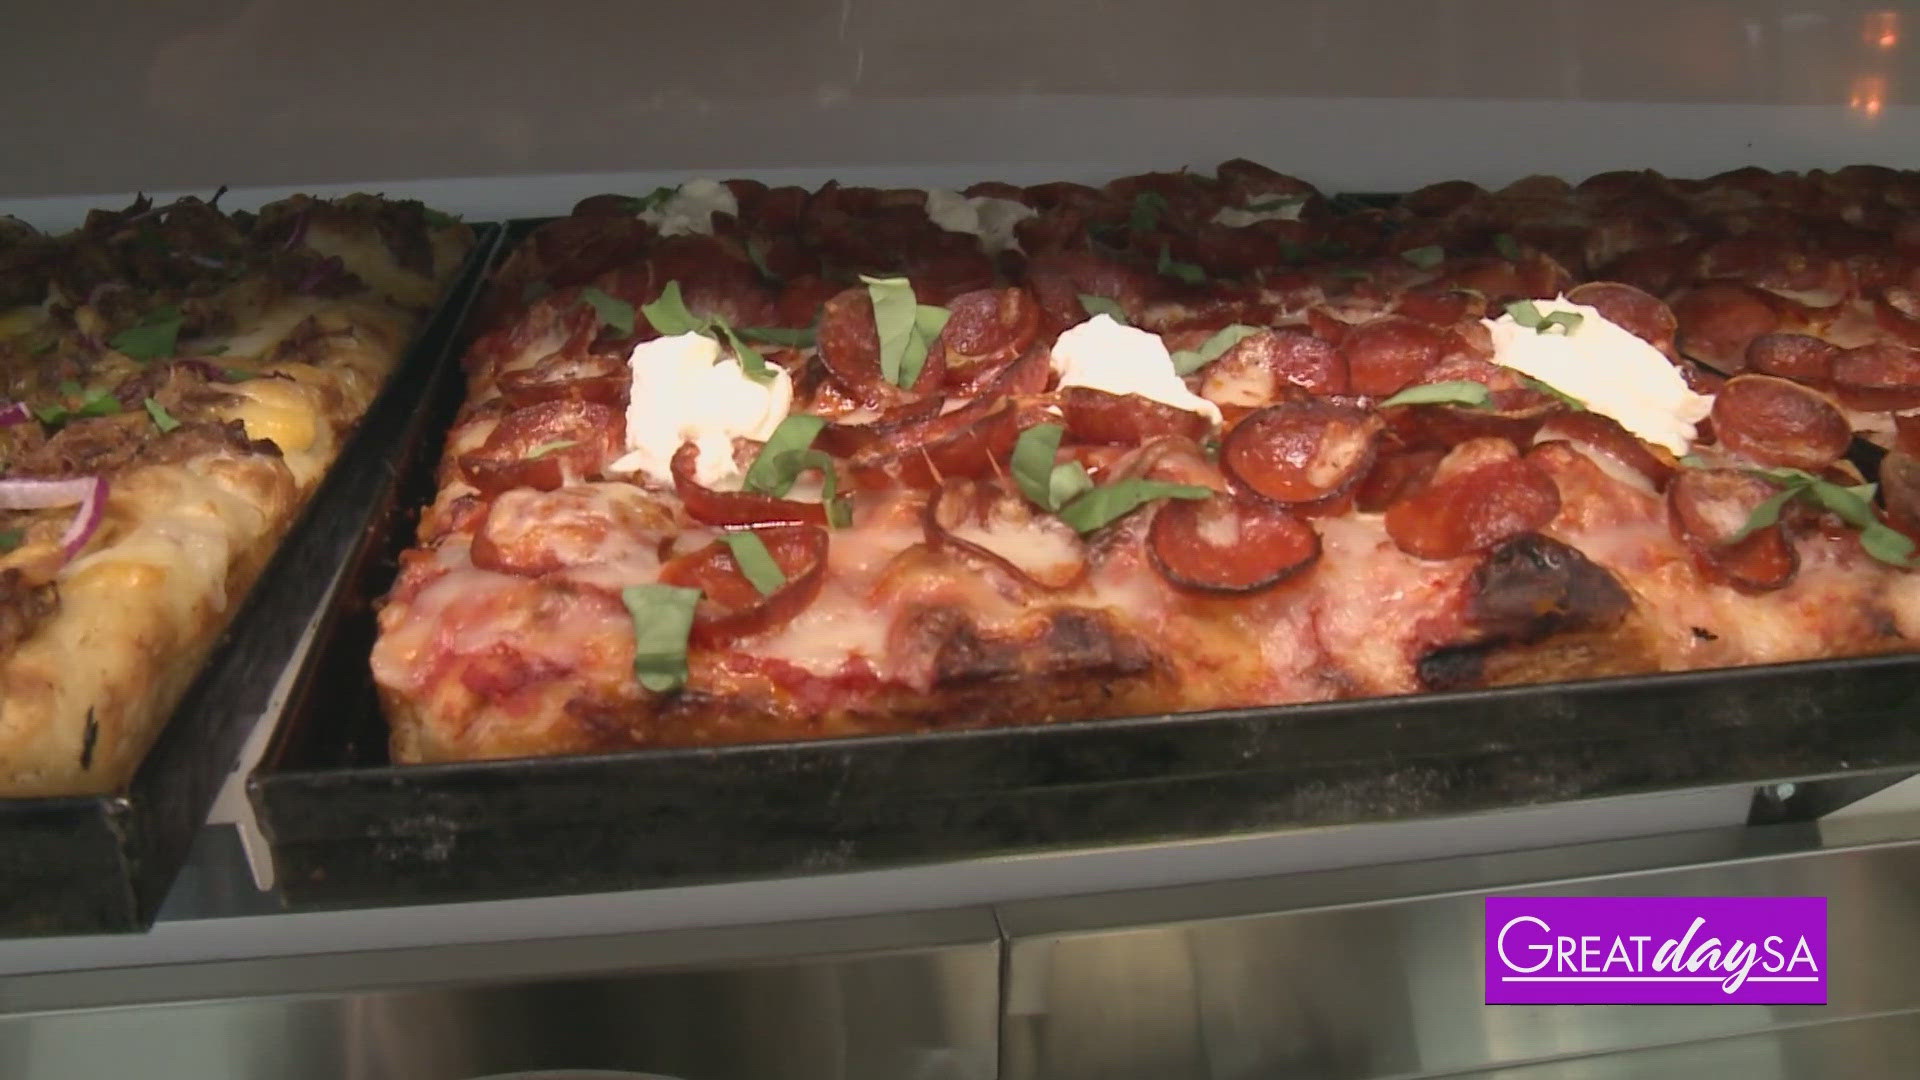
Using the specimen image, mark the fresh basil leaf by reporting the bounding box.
[30,404,63,425]
[109,306,183,361]
[1520,375,1586,411]
[736,325,816,347]
[57,380,81,398]
[1078,294,1129,324]
[1727,486,1801,543]
[639,280,705,336]
[627,186,679,214]
[1049,461,1094,509]
[77,389,120,418]
[743,415,828,496]
[1012,423,1067,509]
[746,238,777,284]
[1679,453,1711,469]
[581,286,635,337]
[220,367,254,382]
[1057,480,1211,534]
[1808,477,1877,528]
[1861,520,1919,567]
[1377,380,1492,409]
[142,396,180,432]
[862,275,942,388]
[716,321,774,383]
[1504,299,1544,329]
[1157,245,1206,286]
[721,531,787,596]
[1170,324,1262,376]
[1244,195,1307,213]
[423,208,461,228]
[915,304,951,341]
[1494,233,1523,261]
[525,439,577,460]
[621,584,701,693]
[1129,192,1169,234]
[1328,268,1373,282]
[1400,245,1445,270]
[1539,311,1584,335]
[0,529,22,553]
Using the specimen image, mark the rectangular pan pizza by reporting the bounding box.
[374,164,1920,765]
[0,193,474,796]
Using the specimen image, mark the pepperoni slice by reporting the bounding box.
[1147,493,1321,594]
[1403,179,1486,217]
[1197,329,1347,408]
[657,525,829,646]
[776,275,842,330]
[1880,450,1920,536]
[1059,388,1214,446]
[846,397,1031,490]
[497,352,628,408]
[936,288,1041,393]
[1355,446,1446,512]
[1565,281,1678,354]
[1220,399,1382,507]
[1393,288,1486,327]
[810,398,947,458]
[1833,343,1920,412]
[1872,287,1920,348]
[1672,283,1781,371]
[1746,332,1839,384]
[816,286,945,404]
[1341,316,1447,397]
[1533,412,1672,488]
[471,485,676,577]
[925,480,1088,591]
[457,400,624,497]
[671,441,831,527]
[1896,413,1920,457]
[1383,455,1561,561]
[1666,468,1799,592]
[1710,375,1852,470]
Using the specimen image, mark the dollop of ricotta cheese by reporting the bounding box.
[640,179,738,238]
[1050,315,1223,424]
[611,332,793,487]
[1484,296,1712,455]
[925,189,1036,254]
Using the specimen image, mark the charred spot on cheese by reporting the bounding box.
[1417,533,1633,691]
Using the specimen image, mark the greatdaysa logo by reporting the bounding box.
[1485,896,1827,1005]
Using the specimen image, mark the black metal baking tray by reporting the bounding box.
[244,219,1920,912]
[0,224,504,937]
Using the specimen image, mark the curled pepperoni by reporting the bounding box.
[1147,493,1321,594]
[1833,343,1920,412]
[498,352,628,408]
[1340,316,1446,397]
[471,485,676,577]
[811,398,946,458]
[1393,288,1486,326]
[1355,446,1445,512]
[1597,243,1697,299]
[776,275,843,330]
[1897,413,1920,456]
[847,397,1030,490]
[1384,455,1561,561]
[671,442,830,527]
[457,400,624,497]
[905,250,997,306]
[1533,412,1672,488]
[1059,388,1214,446]
[1872,287,1920,348]
[1672,283,1781,371]
[1198,329,1347,408]
[1215,159,1320,204]
[925,480,1088,591]
[1403,179,1486,217]
[1880,450,1920,536]
[1710,375,1852,470]
[1666,468,1799,592]
[657,525,829,646]
[1746,333,1839,384]
[1565,281,1677,354]
[1220,399,1382,508]
[816,287,944,404]
[936,288,1041,393]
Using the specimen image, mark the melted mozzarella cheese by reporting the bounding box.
[925,189,1036,254]
[610,332,793,487]
[1051,315,1223,424]
[1211,199,1305,227]
[1485,297,1711,455]
[640,179,738,237]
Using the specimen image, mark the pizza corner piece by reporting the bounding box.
[375,164,1920,768]
[0,190,474,798]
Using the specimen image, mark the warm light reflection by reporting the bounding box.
[1850,74,1887,118]
[1865,11,1900,50]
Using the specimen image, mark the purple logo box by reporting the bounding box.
[1485,896,1827,1005]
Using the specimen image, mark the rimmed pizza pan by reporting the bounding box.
[243,220,1920,913]
[0,224,505,937]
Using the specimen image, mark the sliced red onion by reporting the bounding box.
[0,403,30,427]
[0,477,98,510]
[58,478,108,558]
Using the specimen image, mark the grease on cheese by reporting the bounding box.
[640,179,738,237]
[1051,315,1223,424]
[1485,296,1711,456]
[610,332,793,487]
[925,189,1036,254]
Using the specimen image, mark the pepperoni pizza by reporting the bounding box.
[374,163,1920,764]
